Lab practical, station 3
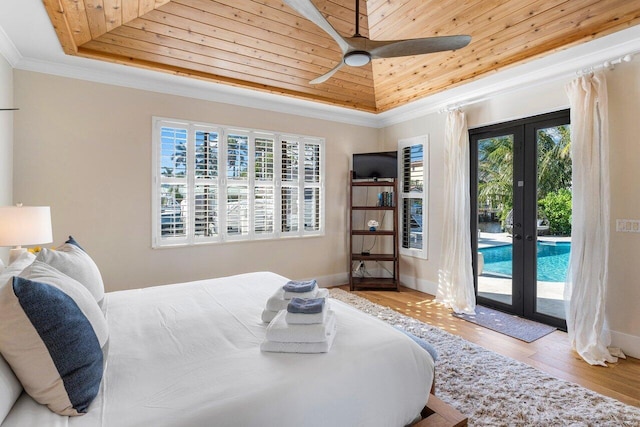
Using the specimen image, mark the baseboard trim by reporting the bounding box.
[608,329,640,360]
[312,272,349,288]
[399,273,438,296]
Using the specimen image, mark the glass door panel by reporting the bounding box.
[476,134,515,308]
[534,124,571,320]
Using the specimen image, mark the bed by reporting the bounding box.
[1,266,435,427]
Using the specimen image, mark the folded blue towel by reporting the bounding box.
[283,279,317,293]
[287,297,325,314]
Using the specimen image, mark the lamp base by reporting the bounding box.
[9,247,27,265]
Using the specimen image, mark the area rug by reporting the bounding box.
[329,288,640,427]
[452,305,556,342]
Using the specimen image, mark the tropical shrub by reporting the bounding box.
[538,188,572,235]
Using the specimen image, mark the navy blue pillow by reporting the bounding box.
[14,277,104,413]
[65,235,85,252]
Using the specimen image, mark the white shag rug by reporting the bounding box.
[329,288,640,427]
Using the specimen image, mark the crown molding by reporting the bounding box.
[13,55,382,128]
[0,24,21,67]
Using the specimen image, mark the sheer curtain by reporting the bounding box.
[436,110,476,314]
[565,72,619,366]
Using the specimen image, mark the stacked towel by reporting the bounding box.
[261,282,328,323]
[265,309,336,343]
[261,293,337,353]
[286,297,329,325]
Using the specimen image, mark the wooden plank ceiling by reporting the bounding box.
[43,0,640,113]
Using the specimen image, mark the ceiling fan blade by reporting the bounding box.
[310,61,345,84]
[358,35,471,59]
[283,0,350,54]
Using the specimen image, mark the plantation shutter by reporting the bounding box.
[281,139,300,233]
[158,125,189,244]
[226,132,250,237]
[194,128,219,240]
[399,137,427,257]
[254,135,275,235]
[303,142,322,232]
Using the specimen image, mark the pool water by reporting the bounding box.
[479,242,570,282]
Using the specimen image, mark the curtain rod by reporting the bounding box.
[576,51,637,76]
[439,50,639,113]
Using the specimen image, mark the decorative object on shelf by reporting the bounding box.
[367,219,379,231]
[0,203,53,264]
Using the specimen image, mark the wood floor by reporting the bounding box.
[340,285,640,408]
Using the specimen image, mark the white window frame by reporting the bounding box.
[152,117,325,248]
[398,135,429,259]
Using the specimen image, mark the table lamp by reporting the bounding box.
[0,204,53,264]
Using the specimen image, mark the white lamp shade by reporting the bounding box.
[0,206,53,246]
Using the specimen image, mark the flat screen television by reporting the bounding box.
[352,151,398,179]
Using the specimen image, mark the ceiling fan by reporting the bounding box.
[284,0,472,84]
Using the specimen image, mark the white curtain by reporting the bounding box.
[436,110,476,314]
[564,72,618,366]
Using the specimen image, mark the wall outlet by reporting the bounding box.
[616,219,640,232]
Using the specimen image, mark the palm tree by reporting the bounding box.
[478,135,514,225]
[536,125,571,199]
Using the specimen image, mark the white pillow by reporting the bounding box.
[0,252,36,286]
[0,354,22,425]
[0,262,108,416]
[0,251,36,423]
[36,238,104,305]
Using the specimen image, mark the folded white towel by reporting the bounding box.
[260,322,337,354]
[266,310,336,343]
[266,287,328,311]
[266,288,289,311]
[261,309,280,323]
[285,301,330,325]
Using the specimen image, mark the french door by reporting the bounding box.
[470,110,570,330]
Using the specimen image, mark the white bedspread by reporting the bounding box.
[2,272,434,427]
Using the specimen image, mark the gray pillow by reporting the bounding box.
[36,236,104,305]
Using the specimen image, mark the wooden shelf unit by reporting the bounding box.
[349,174,399,291]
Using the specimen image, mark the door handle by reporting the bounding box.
[514,234,522,240]
[526,235,534,241]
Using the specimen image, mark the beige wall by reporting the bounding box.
[0,55,12,262]
[13,71,378,290]
[379,114,447,293]
[11,62,640,356]
[381,61,640,356]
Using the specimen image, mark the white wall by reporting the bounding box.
[381,60,640,358]
[0,54,13,262]
[12,70,378,290]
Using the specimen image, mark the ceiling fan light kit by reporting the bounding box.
[344,51,371,67]
[284,0,471,84]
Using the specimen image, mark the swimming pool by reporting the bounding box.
[479,242,570,282]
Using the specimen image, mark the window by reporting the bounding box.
[398,135,429,259]
[152,118,324,247]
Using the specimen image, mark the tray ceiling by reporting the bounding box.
[42,0,640,113]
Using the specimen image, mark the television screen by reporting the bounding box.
[352,151,398,179]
